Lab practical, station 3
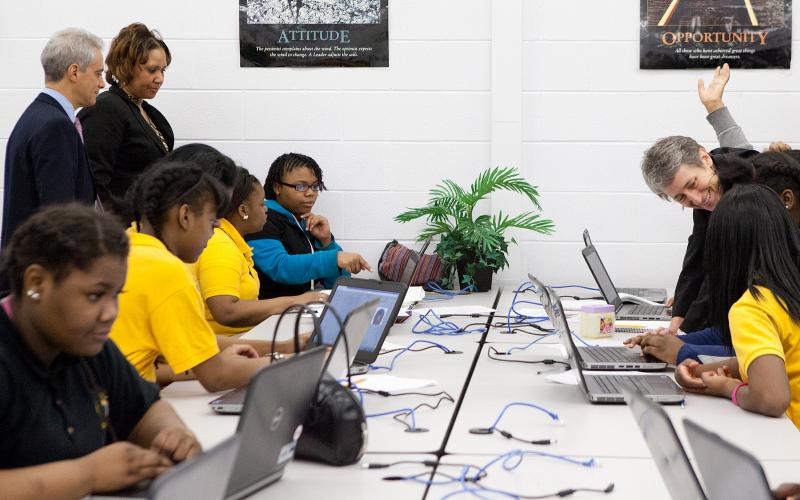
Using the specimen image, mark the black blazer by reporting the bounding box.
[671,147,760,332]
[78,85,173,203]
[1,93,95,247]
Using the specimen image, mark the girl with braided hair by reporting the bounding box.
[110,160,301,391]
[753,151,800,226]
[247,153,372,299]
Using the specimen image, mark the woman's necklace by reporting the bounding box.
[121,86,169,152]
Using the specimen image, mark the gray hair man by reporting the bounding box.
[2,28,105,250]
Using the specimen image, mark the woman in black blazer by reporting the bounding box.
[78,23,174,205]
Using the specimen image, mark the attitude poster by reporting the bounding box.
[640,0,792,68]
[240,0,389,67]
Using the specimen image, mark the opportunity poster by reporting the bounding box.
[240,0,389,67]
[640,0,791,68]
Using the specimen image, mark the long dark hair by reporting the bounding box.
[705,184,800,345]
[714,151,756,193]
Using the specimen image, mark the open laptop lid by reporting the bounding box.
[226,346,327,500]
[527,275,591,393]
[323,298,380,380]
[315,277,407,364]
[683,419,773,500]
[582,229,593,247]
[147,434,241,500]
[623,389,706,500]
[581,245,623,309]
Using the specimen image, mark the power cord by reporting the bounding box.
[487,346,571,371]
[469,402,562,446]
[412,309,487,336]
[369,340,461,372]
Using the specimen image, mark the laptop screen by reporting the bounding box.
[625,391,706,500]
[581,245,622,307]
[325,299,378,379]
[684,420,773,500]
[319,285,402,353]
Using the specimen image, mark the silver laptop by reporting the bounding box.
[583,229,668,303]
[529,274,667,371]
[94,434,243,499]
[623,388,706,500]
[684,419,774,500]
[581,244,673,321]
[533,279,683,404]
[321,299,379,380]
[225,346,328,500]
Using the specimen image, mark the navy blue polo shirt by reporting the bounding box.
[0,306,160,468]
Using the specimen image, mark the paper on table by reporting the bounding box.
[545,370,579,385]
[414,305,496,316]
[380,341,406,352]
[352,374,437,394]
[559,299,608,311]
[403,286,425,304]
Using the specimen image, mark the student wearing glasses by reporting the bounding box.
[196,166,325,335]
[247,153,372,299]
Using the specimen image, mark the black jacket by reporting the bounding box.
[672,147,760,331]
[2,93,95,248]
[78,85,173,203]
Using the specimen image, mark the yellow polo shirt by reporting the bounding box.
[196,218,260,335]
[730,286,800,429]
[110,232,220,382]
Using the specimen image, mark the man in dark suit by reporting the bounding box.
[2,28,105,248]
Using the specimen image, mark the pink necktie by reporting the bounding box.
[74,117,84,143]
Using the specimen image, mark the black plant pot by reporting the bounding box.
[456,261,493,292]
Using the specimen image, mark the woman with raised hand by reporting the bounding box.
[247,153,371,299]
[674,184,800,429]
[0,204,200,498]
[197,166,325,335]
[109,160,299,390]
[640,63,757,334]
[79,23,173,206]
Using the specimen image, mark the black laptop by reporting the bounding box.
[313,277,407,369]
[582,229,667,303]
[623,388,706,499]
[581,244,672,321]
[530,274,667,371]
[684,419,774,500]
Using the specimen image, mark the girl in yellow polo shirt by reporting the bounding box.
[110,160,290,391]
[674,184,800,429]
[196,166,323,335]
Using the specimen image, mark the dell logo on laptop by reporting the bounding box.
[270,407,284,431]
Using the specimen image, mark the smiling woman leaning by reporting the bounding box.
[639,65,757,335]
[78,23,174,207]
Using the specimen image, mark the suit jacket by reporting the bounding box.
[1,93,95,247]
[78,85,173,203]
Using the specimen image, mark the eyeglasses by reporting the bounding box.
[277,181,324,193]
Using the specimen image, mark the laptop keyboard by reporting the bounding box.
[582,346,638,363]
[593,375,655,394]
[626,305,666,316]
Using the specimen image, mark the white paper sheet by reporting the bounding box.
[351,374,437,394]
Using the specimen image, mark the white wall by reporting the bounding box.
[0,0,796,291]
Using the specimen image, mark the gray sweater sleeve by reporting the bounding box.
[706,106,753,149]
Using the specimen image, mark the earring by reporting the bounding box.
[26,289,41,301]
[242,214,249,220]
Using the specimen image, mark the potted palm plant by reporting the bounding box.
[394,167,554,291]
